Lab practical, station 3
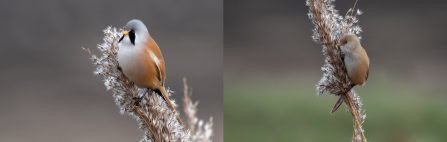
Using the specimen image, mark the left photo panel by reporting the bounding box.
[0,0,222,142]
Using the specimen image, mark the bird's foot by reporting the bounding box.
[132,95,145,107]
[132,89,150,108]
[343,85,354,95]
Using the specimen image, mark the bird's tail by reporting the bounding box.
[331,84,355,114]
[158,87,186,131]
[331,97,344,114]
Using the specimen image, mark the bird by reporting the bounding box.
[331,35,369,114]
[117,19,185,130]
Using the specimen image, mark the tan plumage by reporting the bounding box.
[331,35,369,114]
[347,45,369,86]
[118,19,184,130]
[338,35,369,87]
[135,35,166,88]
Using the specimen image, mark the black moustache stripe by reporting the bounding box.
[118,35,124,43]
[129,30,136,45]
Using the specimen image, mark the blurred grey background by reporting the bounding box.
[0,0,222,142]
[225,0,447,81]
[224,0,447,141]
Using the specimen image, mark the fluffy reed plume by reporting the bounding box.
[182,78,213,142]
[306,0,366,142]
[83,27,213,142]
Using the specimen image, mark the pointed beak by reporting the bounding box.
[123,31,129,35]
[337,43,342,46]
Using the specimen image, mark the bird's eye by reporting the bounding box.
[344,41,348,44]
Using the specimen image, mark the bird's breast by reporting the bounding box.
[344,54,368,85]
[117,45,148,87]
[344,55,357,73]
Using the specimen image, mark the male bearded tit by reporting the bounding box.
[118,19,185,130]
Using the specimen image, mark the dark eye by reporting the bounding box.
[344,41,348,44]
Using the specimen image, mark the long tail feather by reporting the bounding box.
[159,87,186,131]
[331,97,344,114]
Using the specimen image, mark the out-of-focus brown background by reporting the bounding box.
[224,0,447,141]
[0,0,222,141]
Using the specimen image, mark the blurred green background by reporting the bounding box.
[224,0,447,141]
[224,75,447,142]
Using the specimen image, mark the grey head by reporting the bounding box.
[118,19,149,46]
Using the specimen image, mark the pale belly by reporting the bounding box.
[345,55,365,85]
[117,46,149,88]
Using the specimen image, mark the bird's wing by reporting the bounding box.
[149,52,163,86]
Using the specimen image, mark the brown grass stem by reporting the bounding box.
[342,93,366,142]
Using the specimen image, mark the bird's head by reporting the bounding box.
[337,35,360,54]
[119,19,149,47]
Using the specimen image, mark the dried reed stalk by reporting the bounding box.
[183,78,214,142]
[306,0,366,141]
[83,27,213,142]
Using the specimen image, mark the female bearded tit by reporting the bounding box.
[331,35,369,114]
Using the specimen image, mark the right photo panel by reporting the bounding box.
[224,0,447,141]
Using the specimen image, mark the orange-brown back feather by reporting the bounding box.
[144,34,185,130]
[146,35,165,86]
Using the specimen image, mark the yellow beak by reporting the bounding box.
[337,43,342,46]
[123,31,129,35]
